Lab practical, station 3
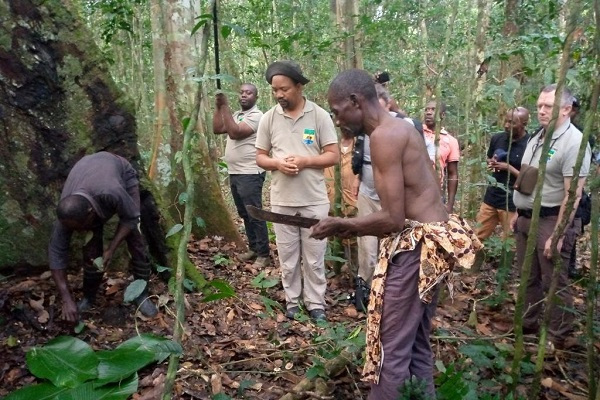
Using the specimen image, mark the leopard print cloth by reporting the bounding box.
[362,214,482,384]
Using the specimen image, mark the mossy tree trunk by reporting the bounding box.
[0,0,169,270]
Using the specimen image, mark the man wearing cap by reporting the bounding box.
[212,83,270,268]
[256,61,339,321]
[475,107,530,240]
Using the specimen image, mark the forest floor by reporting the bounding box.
[0,227,597,400]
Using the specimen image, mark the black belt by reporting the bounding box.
[517,206,561,219]
[363,160,371,165]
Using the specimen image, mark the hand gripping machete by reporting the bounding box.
[246,206,319,228]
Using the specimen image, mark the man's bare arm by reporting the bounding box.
[51,269,78,322]
[311,130,405,239]
[213,93,255,140]
[446,161,459,213]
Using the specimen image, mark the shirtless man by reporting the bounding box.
[311,69,481,399]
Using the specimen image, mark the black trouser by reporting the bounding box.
[82,224,151,301]
[230,173,270,257]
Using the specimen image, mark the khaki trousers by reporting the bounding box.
[475,202,515,240]
[272,204,330,311]
[357,193,381,284]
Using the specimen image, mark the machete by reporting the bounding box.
[246,206,320,228]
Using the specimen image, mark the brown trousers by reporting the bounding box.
[369,243,438,400]
[515,215,578,341]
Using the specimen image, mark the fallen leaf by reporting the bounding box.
[37,309,49,323]
[8,280,36,294]
[29,298,44,312]
[211,373,222,394]
[227,309,235,322]
[39,271,52,280]
[344,306,358,318]
[476,323,492,336]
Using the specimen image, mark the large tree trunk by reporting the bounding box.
[0,0,169,270]
[152,0,244,247]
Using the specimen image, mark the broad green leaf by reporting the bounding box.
[26,336,98,388]
[93,257,104,271]
[202,292,235,303]
[166,224,183,238]
[95,349,154,385]
[191,13,212,36]
[116,334,183,363]
[221,25,232,39]
[260,295,283,314]
[57,373,138,400]
[123,279,146,303]
[306,364,326,380]
[251,271,279,289]
[4,382,69,400]
[207,279,235,295]
[324,254,346,263]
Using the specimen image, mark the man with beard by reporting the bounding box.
[312,69,481,399]
[213,83,270,268]
[256,61,339,321]
[476,107,530,240]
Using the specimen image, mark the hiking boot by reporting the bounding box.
[252,256,271,268]
[77,297,95,313]
[133,293,158,317]
[309,309,327,321]
[285,306,301,319]
[238,250,257,262]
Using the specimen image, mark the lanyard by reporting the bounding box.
[528,124,570,164]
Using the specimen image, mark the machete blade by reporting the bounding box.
[246,206,319,228]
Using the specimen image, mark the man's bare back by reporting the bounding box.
[370,116,448,224]
[311,69,448,240]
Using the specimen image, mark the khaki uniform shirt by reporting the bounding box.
[513,120,591,209]
[256,99,338,206]
[226,105,264,174]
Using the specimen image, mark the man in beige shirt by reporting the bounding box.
[512,84,591,348]
[213,83,269,268]
[256,61,339,321]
